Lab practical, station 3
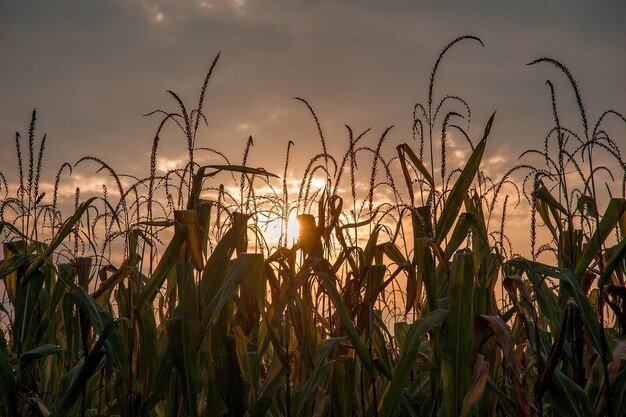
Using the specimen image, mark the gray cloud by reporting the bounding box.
[1,0,623,201]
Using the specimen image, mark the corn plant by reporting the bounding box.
[1,36,624,417]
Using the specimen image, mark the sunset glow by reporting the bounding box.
[265,210,300,246]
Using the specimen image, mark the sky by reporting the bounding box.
[1,0,625,256]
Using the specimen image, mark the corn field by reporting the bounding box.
[1,36,625,417]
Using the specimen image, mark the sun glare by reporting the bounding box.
[312,177,327,190]
[266,211,300,246]
[286,212,300,244]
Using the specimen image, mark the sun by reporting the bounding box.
[285,211,300,244]
[265,211,300,246]
[312,177,327,190]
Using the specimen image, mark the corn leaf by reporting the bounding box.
[442,250,476,417]
[598,238,626,287]
[574,198,626,278]
[379,309,447,417]
[292,337,344,417]
[0,332,18,417]
[509,257,610,360]
[317,271,375,376]
[134,221,187,310]
[200,253,264,338]
[68,289,129,377]
[166,315,200,417]
[51,319,120,417]
[18,344,61,369]
[460,355,490,417]
[330,357,356,417]
[545,369,596,417]
[397,143,435,188]
[477,315,532,417]
[435,111,495,243]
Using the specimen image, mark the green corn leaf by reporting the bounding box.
[35,270,69,345]
[435,111,495,244]
[237,250,267,338]
[92,261,133,303]
[330,356,356,417]
[317,271,375,376]
[379,309,447,417]
[12,269,44,352]
[372,315,394,380]
[251,358,287,417]
[502,275,537,334]
[18,344,61,369]
[574,198,626,278]
[0,221,29,241]
[598,237,626,287]
[378,242,408,266]
[535,185,568,215]
[536,300,576,399]
[68,288,130,377]
[531,276,561,334]
[259,309,290,370]
[51,319,120,417]
[233,326,253,386]
[411,206,436,313]
[443,212,475,261]
[61,289,80,365]
[292,337,344,417]
[477,315,533,417]
[200,215,249,305]
[0,253,37,281]
[400,391,422,417]
[134,301,159,391]
[475,252,500,316]
[509,257,610,361]
[441,250,476,417]
[363,226,381,270]
[145,350,173,411]
[134,221,187,310]
[545,369,596,417]
[460,355,490,417]
[0,241,26,306]
[0,332,18,417]
[204,164,280,178]
[200,253,264,339]
[166,315,200,417]
[465,192,490,262]
[396,145,417,205]
[397,143,435,188]
[485,379,519,417]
